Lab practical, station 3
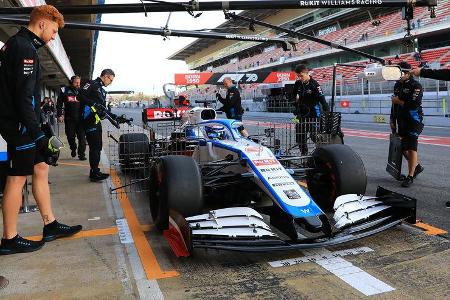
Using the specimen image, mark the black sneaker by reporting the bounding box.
[71,149,77,158]
[99,172,110,179]
[401,175,414,187]
[413,164,424,179]
[79,155,87,161]
[43,221,82,242]
[89,172,109,182]
[446,201,450,208]
[0,235,45,255]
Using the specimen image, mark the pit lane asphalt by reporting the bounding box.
[113,108,450,234]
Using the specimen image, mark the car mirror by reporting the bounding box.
[358,64,402,82]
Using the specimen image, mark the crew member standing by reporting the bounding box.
[216,77,249,137]
[291,64,329,155]
[411,66,449,206]
[390,62,425,187]
[57,75,86,160]
[0,5,82,255]
[78,69,116,182]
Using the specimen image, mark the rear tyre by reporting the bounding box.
[118,133,150,172]
[149,155,203,231]
[306,144,366,211]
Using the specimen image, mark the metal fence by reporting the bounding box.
[186,78,450,116]
[107,114,341,195]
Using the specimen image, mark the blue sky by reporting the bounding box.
[94,0,230,95]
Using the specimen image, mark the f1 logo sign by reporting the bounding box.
[218,73,259,83]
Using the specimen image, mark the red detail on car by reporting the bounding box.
[252,159,279,166]
[144,107,190,122]
[162,215,192,258]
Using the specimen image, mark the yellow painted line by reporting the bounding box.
[58,162,90,168]
[110,169,179,280]
[26,227,118,241]
[414,222,447,236]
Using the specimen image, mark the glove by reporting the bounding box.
[116,114,133,125]
[36,136,64,166]
[35,136,50,154]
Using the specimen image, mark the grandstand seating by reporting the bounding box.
[206,0,450,73]
[184,45,450,101]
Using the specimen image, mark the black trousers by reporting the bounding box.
[295,117,318,155]
[84,122,102,174]
[65,118,86,157]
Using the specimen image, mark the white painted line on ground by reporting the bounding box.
[88,216,101,221]
[101,151,165,300]
[269,246,373,267]
[116,218,134,244]
[100,155,134,296]
[269,247,395,296]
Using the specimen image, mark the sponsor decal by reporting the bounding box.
[260,167,283,172]
[67,96,78,102]
[225,34,269,41]
[83,83,90,90]
[298,0,383,6]
[272,182,295,187]
[218,73,259,83]
[267,175,290,180]
[23,59,34,64]
[245,146,262,153]
[175,72,296,85]
[146,107,189,120]
[283,189,301,200]
[174,73,213,85]
[253,159,278,166]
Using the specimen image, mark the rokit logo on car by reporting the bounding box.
[153,109,185,119]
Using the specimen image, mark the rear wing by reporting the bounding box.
[142,107,190,123]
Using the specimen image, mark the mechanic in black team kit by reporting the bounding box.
[292,64,330,155]
[57,75,86,160]
[411,66,450,207]
[390,62,425,188]
[78,69,116,182]
[0,5,82,255]
[216,77,249,137]
[411,66,450,81]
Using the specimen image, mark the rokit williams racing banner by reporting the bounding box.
[174,72,296,85]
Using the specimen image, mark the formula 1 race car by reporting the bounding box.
[117,107,416,257]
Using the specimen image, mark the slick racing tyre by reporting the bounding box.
[118,133,150,171]
[306,144,367,212]
[149,155,203,231]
